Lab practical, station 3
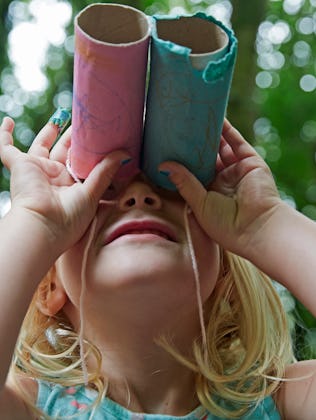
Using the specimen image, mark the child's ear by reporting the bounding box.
[36,267,68,316]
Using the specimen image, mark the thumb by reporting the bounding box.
[159,161,208,217]
[83,151,131,202]
[159,161,236,244]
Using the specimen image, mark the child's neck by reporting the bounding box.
[105,366,199,415]
[65,299,202,415]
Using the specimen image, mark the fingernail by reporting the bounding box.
[121,157,132,166]
[159,170,171,176]
[49,107,71,134]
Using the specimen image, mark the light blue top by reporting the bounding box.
[37,381,281,419]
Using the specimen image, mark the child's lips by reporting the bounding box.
[104,219,178,245]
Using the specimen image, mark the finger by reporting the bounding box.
[0,118,14,148]
[1,116,15,133]
[215,153,225,173]
[158,161,207,216]
[213,155,265,192]
[37,156,74,186]
[28,122,59,158]
[0,142,23,169]
[218,137,238,167]
[222,119,257,159]
[48,107,71,135]
[28,108,71,158]
[158,161,237,244]
[49,126,72,163]
[83,151,132,202]
[0,118,21,168]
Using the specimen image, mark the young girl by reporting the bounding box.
[0,114,316,419]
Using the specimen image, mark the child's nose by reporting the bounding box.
[118,181,162,211]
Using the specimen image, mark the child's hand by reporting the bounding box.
[0,117,130,255]
[159,119,283,259]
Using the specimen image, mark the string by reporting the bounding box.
[65,147,89,383]
[78,201,208,384]
[66,151,118,385]
[77,200,118,386]
[79,216,98,385]
[183,203,208,355]
[66,153,207,381]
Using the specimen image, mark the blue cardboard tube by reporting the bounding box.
[142,13,238,190]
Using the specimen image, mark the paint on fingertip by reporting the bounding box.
[121,157,132,166]
[159,170,171,177]
[49,107,71,134]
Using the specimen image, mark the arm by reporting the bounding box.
[0,209,59,388]
[159,119,316,316]
[245,201,316,316]
[275,359,316,420]
[0,117,130,414]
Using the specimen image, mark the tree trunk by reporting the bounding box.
[229,0,267,141]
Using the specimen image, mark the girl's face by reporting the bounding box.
[56,174,220,322]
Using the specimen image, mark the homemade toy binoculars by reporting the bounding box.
[70,3,237,190]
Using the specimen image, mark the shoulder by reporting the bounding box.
[275,359,316,420]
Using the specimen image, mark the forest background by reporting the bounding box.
[0,0,316,359]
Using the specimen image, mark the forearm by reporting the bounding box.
[0,209,60,387]
[246,203,316,316]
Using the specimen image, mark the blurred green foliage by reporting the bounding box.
[0,0,316,359]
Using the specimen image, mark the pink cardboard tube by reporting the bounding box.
[71,4,150,179]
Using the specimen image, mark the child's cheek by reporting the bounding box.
[55,250,83,304]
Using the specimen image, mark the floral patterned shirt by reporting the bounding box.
[37,381,281,419]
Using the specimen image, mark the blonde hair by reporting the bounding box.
[12,250,294,418]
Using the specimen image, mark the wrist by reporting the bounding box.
[244,202,306,281]
[2,207,64,263]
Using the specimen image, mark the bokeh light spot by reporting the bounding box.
[301,120,316,142]
[283,0,304,15]
[306,184,316,202]
[206,1,232,25]
[300,74,316,92]
[0,192,11,219]
[8,0,72,92]
[256,71,273,88]
[302,204,316,220]
[296,16,315,35]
